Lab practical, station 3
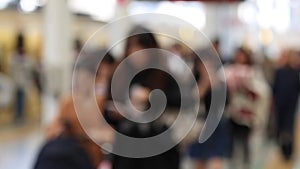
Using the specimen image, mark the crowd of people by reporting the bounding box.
[33,26,300,169]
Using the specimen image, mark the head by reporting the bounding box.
[170,43,183,55]
[74,49,115,96]
[96,51,115,84]
[234,47,253,65]
[212,38,220,52]
[123,26,160,68]
[16,33,25,54]
[287,50,300,68]
[74,38,82,54]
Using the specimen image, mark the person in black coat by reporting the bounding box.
[106,26,180,169]
[273,50,300,160]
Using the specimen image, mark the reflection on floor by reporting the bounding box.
[0,117,299,169]
[264,115,300,169]
[0,124,44,169]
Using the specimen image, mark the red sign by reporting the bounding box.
[169,0,244,2]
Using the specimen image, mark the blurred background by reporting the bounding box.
[0,0,299,169]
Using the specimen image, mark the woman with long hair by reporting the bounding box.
[107,25,180,169]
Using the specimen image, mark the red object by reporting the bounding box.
[169,0,243,2]
[117,0,127,5]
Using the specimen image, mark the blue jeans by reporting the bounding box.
[16,88,25,120]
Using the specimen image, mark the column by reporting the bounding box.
[42,0,73,125]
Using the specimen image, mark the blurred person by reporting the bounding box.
[9,33,35,123]
[212,38,221,60]
[257,50,277,139]
[105,26,180,169]
[95,50,115,98]
[187,50,231,169]
[169,42,192,60]
[74,38,83,57]
[277,49,292,68]
[273,50,300,161]
[72,38,83,67]
[41,50,115,169]
[259,49,276,86]
[225,47,269,169]
[166,42,195,108]
[0,65,14,109]
[208,38,228,64]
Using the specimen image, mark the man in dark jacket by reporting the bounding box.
[273,51,300,160]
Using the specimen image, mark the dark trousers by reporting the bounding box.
[15,88,25,121]
[276,105,297,160]
[230,119,251,165]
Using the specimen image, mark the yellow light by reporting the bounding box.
[258,29,273,45]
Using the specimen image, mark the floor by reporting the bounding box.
[0,124,44,169]
[0,107,299,169]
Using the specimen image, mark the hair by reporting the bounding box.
[234,47,253,65]
[74,38,82,50]
[112,25,170,94]
[212,38,220,47]
[17,33,24,48]
[123,25,160,58]
[16,33,25,54]
[76,49,115,74]
[101,51,115,64]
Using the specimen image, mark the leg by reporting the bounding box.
[15,88,25,121]
[279,108,296,161]
[230,120,251,169]
[241,126,251,169]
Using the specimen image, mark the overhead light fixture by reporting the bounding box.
[19,0,38,13]
[69,0,117,22]
[238,1,256,24]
